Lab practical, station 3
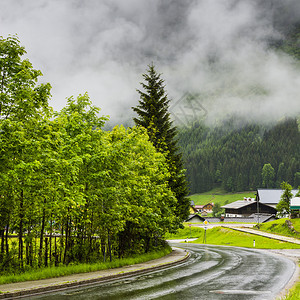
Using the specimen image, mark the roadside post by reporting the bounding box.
[253,239,255,247]
[203,220,209,243]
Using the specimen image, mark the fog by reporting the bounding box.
[1,0,300,125]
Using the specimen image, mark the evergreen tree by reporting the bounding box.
[276,182,293,217]
[132,63,189,221]
[262,163,275,188]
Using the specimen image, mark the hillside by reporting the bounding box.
[177,118,300,194]
[256,218,300,239]
[188,188,256,206]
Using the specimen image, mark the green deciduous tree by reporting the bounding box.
[132,63,189,222]
[0,36,177,274]
[0,35,51,121]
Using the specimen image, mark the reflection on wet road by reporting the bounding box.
[31,243,295,300]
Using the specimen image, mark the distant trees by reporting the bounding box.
[262,163,275,188]
[132,64,189,222]
[212,203,224,218]
[177,118,300,193]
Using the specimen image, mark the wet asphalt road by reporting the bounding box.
[31,243,295,300]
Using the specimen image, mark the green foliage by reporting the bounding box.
[276,182,293,217]
[177,118,300,193]
[0,38,179,275]
[262,163,275,188]
[132,63,189,222]
[212,203,224,217]
[0,35,51,120]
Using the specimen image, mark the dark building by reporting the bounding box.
[221,200,277,217]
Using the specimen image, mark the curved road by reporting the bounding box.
[32,243,295,300]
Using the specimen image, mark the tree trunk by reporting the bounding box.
[49,217,53,265]
[39,198,46,266]
[18,190,24,269]
[0,228,4,257]
[63,219,69,265]
[44,237,48,267]
[108,229,112,262]
[5,222,9,255]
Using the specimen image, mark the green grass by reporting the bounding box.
[189,227,300,249]
[256,218,300,239]
[282,273,300,300]
[166,226,204,239]
[188,188,256,206]
[0,247,171,286]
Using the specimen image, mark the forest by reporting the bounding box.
[0,36,180,274]
[178,117,300,194]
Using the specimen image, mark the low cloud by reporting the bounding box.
[1,0,299,124]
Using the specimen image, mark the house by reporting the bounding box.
[190,200,198,214]
[202,203,214,213]
[221,199,277,217]
[194,203,214,214]
[256,189,298,208]
[185,214,205,223]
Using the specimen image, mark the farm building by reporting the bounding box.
[221,199,277,217]
[256,189,299,208]
[185,214,205,223]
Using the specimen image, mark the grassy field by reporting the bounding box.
[188,187,256,206]
[0,247,171,285]
[256,218,300,239]
[167,226,300,249]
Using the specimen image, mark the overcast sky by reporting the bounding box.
[1,0,300,124]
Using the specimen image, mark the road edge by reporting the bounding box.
[0,247,190,299]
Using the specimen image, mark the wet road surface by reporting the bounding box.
[30,243,295,300]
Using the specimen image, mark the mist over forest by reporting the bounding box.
[1,0,300,125]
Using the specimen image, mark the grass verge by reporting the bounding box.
[0,247,171,285]
[256,218,300,239]
[191,227,300,249]
[167,226,300,249]
[166,226,204,240]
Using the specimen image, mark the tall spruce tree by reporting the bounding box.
[132,63,190,222]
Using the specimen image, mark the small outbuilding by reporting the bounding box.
[185,214,205,223]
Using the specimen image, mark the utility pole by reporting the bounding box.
[256,193,260,229]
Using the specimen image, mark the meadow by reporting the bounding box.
[167,226,300,249]
[188,187,256,206]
